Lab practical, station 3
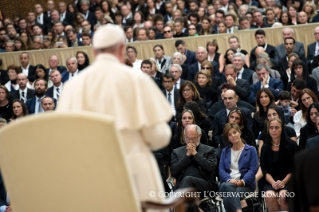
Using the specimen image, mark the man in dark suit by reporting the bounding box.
[252,11,265,28]
[41,96,56,112]
[173,19,188,38]
[61,57,82,83]
[163,1,174,24]
[34,3,51,28]
[10,73,35,102]
[187,47,219,82]
[231,52,254,84]
[47,55,67,75]
[67,28,84,47]
[306,27,319,68]
[249,63,283,105]
[162,73,179,120]
[250,29,278,65]
[212,89,253,148]
[58,2,74,26]
[175,40,197,66]
[120,4,133,26]
[224,64,250,101]
[20,52,37,83]
[43,0,55,18]
[140,60,163,89]
[46,70,63,103]
[80,0,96,30]
[169,64,187,90]
[171,124,217,194]
[276,28,305,61]
[26,79,48,115]
[44,10,60,32]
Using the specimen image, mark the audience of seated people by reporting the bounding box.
[1,2,319,210]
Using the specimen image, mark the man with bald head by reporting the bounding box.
[61,57,81,83]
[171,124,218,197]
[10,73,35,102]
[275,28,305,60]
[187,46,219,81]
[212,89,253,150]
[47,55,67,75]
[57,25,173,205]
[298,11,308,24]
[41,96,56,112]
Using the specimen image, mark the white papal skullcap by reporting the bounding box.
[93,24,125,49]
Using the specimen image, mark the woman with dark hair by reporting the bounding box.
[258,104,297,156]
[75,12,85,32]
[153,44,171,73]
[114,11,123,27]
[100,0,112,17]
[299,102,319,150]
[294,89,319,140]
[133,11,145,28]
[224,49,237,67]
[148,27,156,40]
[4,65,21,93]
[19,32,33,50]
[199,17,212,35]
[176,81,207,119]
[67,2,78,21]
[11,99,28,120]
[288,5,298,25]
[46,29,57,48]
[143,0,160,17]
[170,109,209,152]
[219,122,258,212]
[221,108,257,151]
[261,117,297,212]
[0,85,12,121]
[206,39,224,73]
[228,35,249,68]
[14,37,27,51]
[290,59,319,98]
[194,69,219,109]
[32,64,51,88]
[280,11,293,25]
[253,88,275,138]
[76,51,90,71]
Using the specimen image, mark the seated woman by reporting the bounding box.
[299,102,319,150]
[76,51,90,71]
[0,86,12,121]
[31,64,52,89]
[253,88,275,139]
[176,81,207,119]
[228,36,249,68]
[4,65,21,93]
[10,99,28,121]
[224,49,237,68]
[261,117,297,212]
[221,108,256,151]
[153,44,171,73]
[294,89,318,139]
[170,109,209,156]
[219,123,259,212]
[194,70,219,110]
[258,104,297,157]
[206,40,224,74]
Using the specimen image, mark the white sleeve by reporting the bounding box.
[0,205,6,212]
[293,111,301,138]
[141,122,171,151]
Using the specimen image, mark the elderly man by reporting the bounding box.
[175,40,197,66]
[47,55,67,75]
[33,36,43,50]
[275,28,305,61]
[239,17,251,30]
[249,63,283,104]
[10,73,35,102]
[298,11,308,24]
[163,26,174,39]
[231,53,254,84]
[41,96,56,112]
[212,89,253,149]
[306,27,319,68]
[171,52,189,80]
[187,47,219,82]
[57,24,172,204]
[61,57,81,83]
[169,64,186,90]
[171,124,217,196]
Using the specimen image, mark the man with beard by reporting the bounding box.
[26,78,56,114]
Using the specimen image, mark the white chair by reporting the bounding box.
[0,112,199,212]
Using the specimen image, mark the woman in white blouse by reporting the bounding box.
[4,65,20,93]
[293,89,318,139]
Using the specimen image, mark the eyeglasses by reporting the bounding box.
[188,28,196,30]
[164,30,171,33]
[183,88,192,92]
[201,66,211,70]
[185,137,198,142]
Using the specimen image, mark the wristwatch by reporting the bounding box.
[264,84,269,88]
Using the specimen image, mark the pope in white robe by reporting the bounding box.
[57,24,173,207]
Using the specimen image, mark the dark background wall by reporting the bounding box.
[1,0,72,20]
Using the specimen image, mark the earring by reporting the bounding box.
[192,94,195,97]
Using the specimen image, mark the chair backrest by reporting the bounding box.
[0,112,141,212]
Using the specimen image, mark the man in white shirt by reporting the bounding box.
[10,73,35,102]
[225,14,236,33]
[46,70,62,103]
[162,73,179,118]
[34,4,49,26]
[20,52,37,83]
[61,58,81,83]
[126,46,142,71]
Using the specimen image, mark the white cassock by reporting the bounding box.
[57,53,173,205]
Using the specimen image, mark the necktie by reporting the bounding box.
[168,92,172,104]
[56,88,60,100]
[175,82,178,89]
[21,91,26,102]
[317,44,319,56]
[37,16,40,22]
[71,73,74,77]
[60,14,63,21]
[38,99,43,114]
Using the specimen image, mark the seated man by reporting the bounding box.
[171,124,217,196]
[47,55,67,75]
[249,63,283,105]
[41,96,56,112]
[141,59,162,89]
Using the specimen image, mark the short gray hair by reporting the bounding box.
[255,63,270,72]
[169,64,182,72]
[272,22,283,28]
[184,124,202,136]
[81,0,90,5]
[282,27,294,35]
[257,52,273,68]
[197,46,207,54]
[172,52,183,62]
[232,52,245,61]
[66,57,78,64]
[33,36,43,43]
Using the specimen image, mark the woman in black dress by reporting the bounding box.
[228,35,249,68]
[0,86,12,122]
[76,51,90,71]
[206,39,224,74]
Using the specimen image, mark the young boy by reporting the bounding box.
[278,90,298,124]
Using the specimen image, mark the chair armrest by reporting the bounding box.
[141,188,200,212]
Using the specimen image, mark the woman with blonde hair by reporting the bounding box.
[302,2,317,22]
